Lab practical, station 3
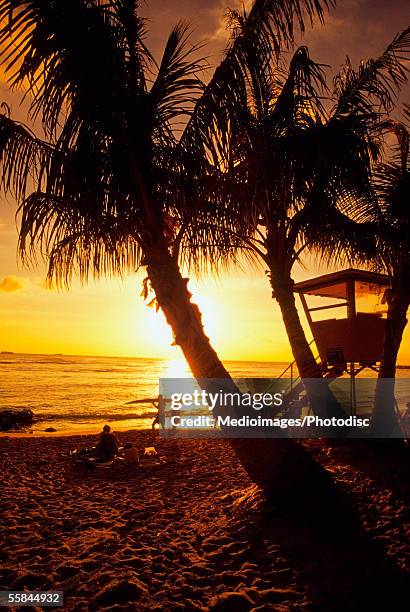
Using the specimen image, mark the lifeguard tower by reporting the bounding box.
[294,268,390,376]
[264,267,410,425]
[271,268,390,417]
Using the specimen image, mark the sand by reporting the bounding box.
[0,432,409,611]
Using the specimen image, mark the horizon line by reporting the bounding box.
[0,350,294,364]
[1,350,410,368]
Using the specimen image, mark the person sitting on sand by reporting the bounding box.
[96,424,119,460]
[124,442,139,465]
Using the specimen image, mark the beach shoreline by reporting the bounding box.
[1,431,409,610]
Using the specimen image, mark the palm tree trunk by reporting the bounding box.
[372,282,409,437]
[144,239,331,496]
[269,266,346,421]
[271,275,323,378]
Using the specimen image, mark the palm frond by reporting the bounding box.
[271,45,328,128]
[366,115,410,278]
[179,0,334,162]
[17,191,143,287]
[0,111,58,200]
[47,231,143,289]
[333,27,410,119]
[0,0,152,138]
[150,21,206,138]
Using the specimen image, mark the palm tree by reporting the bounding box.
[180,22,410,419]
[0,0,335,495]
[370,107,410,436]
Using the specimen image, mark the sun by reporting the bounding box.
[141,281,219,357]
[144,307,175,353]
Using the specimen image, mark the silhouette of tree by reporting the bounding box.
[0,0,335,495]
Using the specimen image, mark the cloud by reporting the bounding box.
[0,276,25,292]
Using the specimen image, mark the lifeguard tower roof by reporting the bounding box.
[294,268,390,300]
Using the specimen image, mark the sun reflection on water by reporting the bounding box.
[162,356,191,379]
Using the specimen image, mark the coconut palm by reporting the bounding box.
[370,107,410,436]
[0,0,336,494]
[179,23,410,419]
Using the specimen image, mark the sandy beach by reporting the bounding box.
[1,432,409,611]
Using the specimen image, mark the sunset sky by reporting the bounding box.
[0,0,409,363]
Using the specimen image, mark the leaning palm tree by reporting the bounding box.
[370,107,410,436]
[180,22,410,420]
[0,0,335,494]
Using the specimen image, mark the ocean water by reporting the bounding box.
[0,353,292,433]
[1,353,409,433]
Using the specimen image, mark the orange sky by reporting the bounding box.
[0,0,409,363]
